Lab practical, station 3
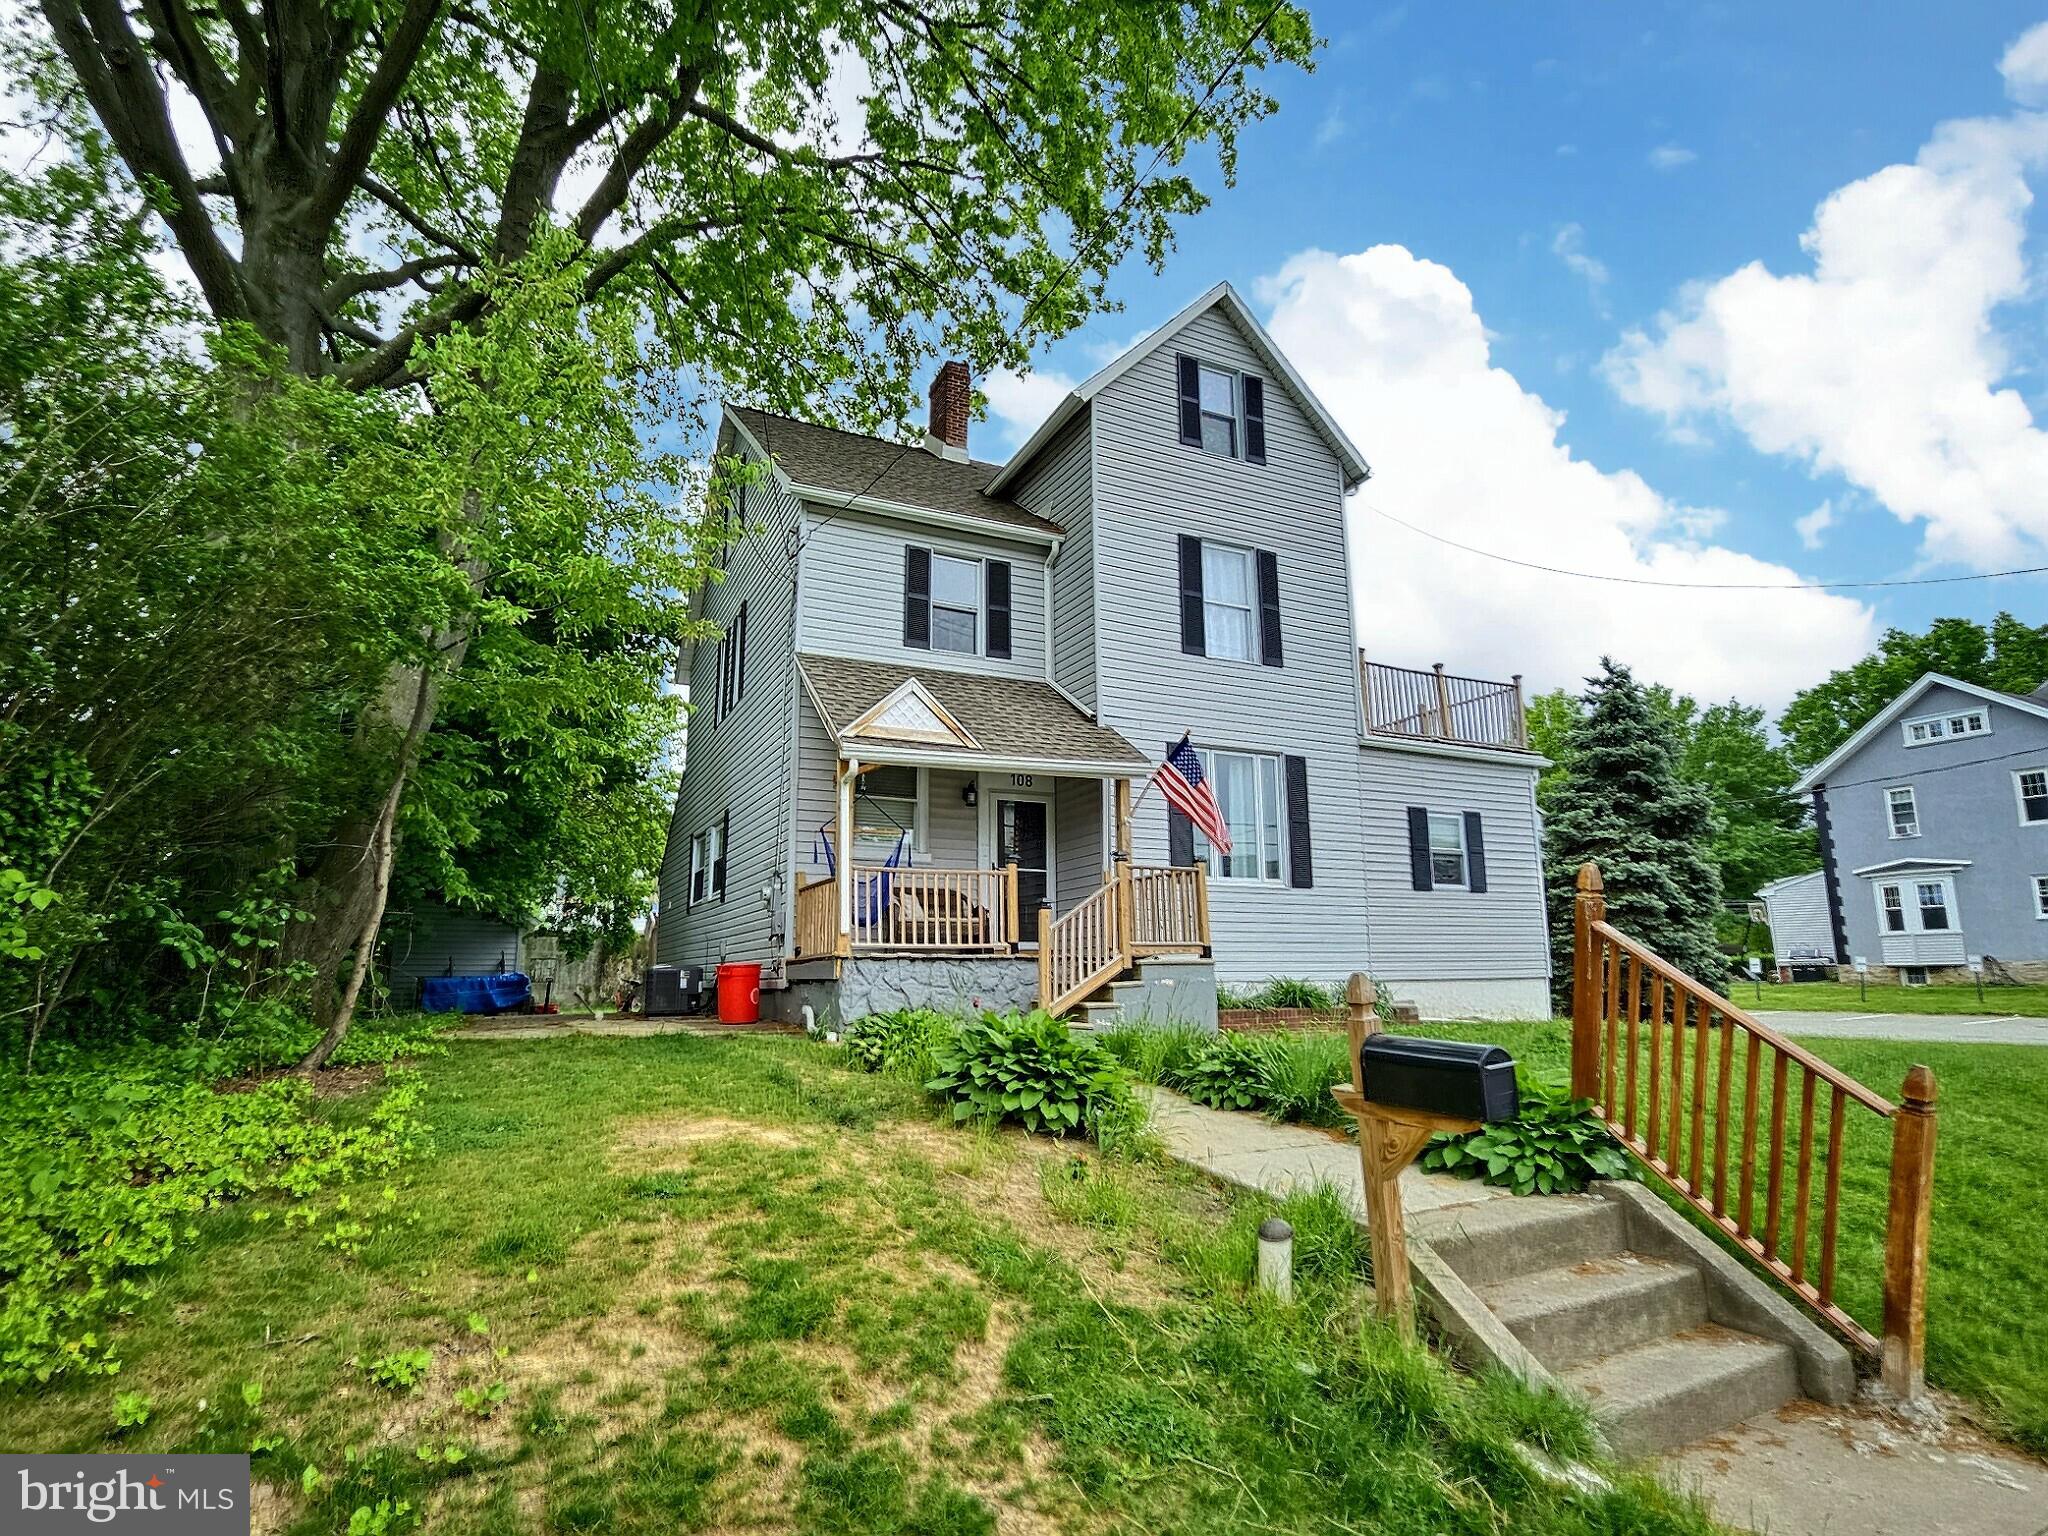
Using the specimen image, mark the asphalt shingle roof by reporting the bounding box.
[798,653,1147,768]
[729,407,1063,538]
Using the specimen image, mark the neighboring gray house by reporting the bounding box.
[657,283,1551,1023]
[1794,673,2048,984]
[1755,870,1835,963]
[382,898,525,1003]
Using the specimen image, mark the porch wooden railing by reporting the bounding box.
[1362,657,1529,751]
[1572,862,1937,1397]
[1039,879,1125,1017]
[793,875,841,959]
[849,864,1017,951]
[1130,864,1208,951]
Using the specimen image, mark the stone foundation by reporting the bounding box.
[1849,960,2048,987]
[762,955,1042,1029]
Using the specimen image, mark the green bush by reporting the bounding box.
[841,1008,956,1081]
[1170,1033,1271,1111]
[1252,977,1337,1011]
[924,1011,1132,1139]
[1421,1074,1631,1196]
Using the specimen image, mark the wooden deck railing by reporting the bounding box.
[1362,658,1529,751]
[849,864,1016,951]
[1130,865,1208,951]
[1572,862,1937,1397]
[793,875,841,959]
[1039,880,1125,1017]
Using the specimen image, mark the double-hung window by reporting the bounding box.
[2017,769,2048,824]
[1175,354,1267,464]
[1876,877,1958,934]
[1427,813,1468,888]
[2034,875,2048,920]
[1916,881,1951,931]
[1200,544,1256,662]
[1879,884,1906,933]
[929,554,980,655]
[1192,749,1284,883]
[688,820,724,906]
[1197,366,1238,456]
[1886,785,1919,839]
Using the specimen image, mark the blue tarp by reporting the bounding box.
[419,972,532,1014]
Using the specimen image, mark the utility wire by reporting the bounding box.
[1361,499,2048,592]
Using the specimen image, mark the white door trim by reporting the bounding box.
[979,772,1057,928]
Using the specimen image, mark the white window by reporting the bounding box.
[929,554,980,655]
[1886,785,1919,839]
[1198,365,1238,457]
[2017,769,2048,825]
[1916,881,1951,931]
[2033,875,2048,919]
[1200,543,1256,662]
[1902,708,1989,746]
[853,764,924,855]
[1875,876,1959,935]
[688,822,722,906]
[1879,883,1906,933]
[1428,812,1468,888]
[1192,749,1284,882]
[689,832,706,905]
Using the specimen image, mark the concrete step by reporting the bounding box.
[1414,1193,1625,1286]
[1478,1253,1706,1369]
[1072,1001,1123,1028]
[1563,1326,1800,1459]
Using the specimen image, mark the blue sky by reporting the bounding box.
[979,4,2048,710]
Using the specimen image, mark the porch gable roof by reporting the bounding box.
[797,652,1148,773]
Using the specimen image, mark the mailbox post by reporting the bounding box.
[1330,974,1519,1338]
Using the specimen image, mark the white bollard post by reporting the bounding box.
[1256,1217,1294,1304]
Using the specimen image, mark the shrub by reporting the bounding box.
[1094,1024,1207,1084]
[924,1011,1132,1138]
[841,1008,955,1081]
[1170,1033,1271,1111]
[1247,1033,1350,1129]
[1251,977,1337,1011]
[1420,1074,1631,1196]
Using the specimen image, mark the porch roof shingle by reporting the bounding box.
[797,653,1149,770]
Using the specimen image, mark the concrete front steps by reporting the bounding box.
[1066,955,1218,1032]
[1415,1182,1853,1458]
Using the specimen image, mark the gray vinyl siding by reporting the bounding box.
[1006,411,1097,707]
[656,434,804,968]
[1759,872,1834,959]
[1817,683,2048,966]
[1088,304,1371,982]
[1355,747,1550,982]
[793,690,838,886]
[383,900,523,999]
[1053,776,1107,914]
[798,506,1048,679]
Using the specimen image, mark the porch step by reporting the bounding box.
[1476,1253,1705,1368]
[1072,1001,1124,1029]
[1561,1327,1800,1459]
[1413,1193,1624,1286]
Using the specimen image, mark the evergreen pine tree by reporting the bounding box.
[1544,659,1726,996]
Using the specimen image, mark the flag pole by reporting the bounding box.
[1127,729,1192,814]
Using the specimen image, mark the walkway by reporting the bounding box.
[1141,1087,2044,1536]
[1761,1010,2048,1045]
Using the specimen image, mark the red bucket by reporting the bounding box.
[716,962,762,1024]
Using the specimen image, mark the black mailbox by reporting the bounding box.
[1358,1035,1519,1123]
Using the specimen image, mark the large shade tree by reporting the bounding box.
[19,0,1314,1061]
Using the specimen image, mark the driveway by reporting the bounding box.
[1756,1010,2048,1045]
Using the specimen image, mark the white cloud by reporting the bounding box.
[2000,20,2048,105]
[1315,95,1350,149]
[982,366,1078,449]
[1795,500,1837,550]
[1551,222,1609,297]
[1604,95,2048,568]
[1254,247,1876,707]
[1648,143,1697,171]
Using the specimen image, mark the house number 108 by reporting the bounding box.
[1009,774,1035,788]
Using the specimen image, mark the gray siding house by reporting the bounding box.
[1755,870,1835,964]
[658,284,1551,1022]
[1794,674,2048,983]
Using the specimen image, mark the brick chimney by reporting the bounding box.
[924,359,970,461]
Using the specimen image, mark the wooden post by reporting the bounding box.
[1113,777,1135,959]
[1003,862,1020,950]
[1332,1086,1478,1339]
[1345,972,1380,1070]
[1880,1064,1937,1400]
[1036,906,1052,1009]
[835,758,856,956]
[1571,862,1604,1101]
[1432,662,1453,738]
[1193,863,1211,954]
[1510,674,1527,749]
[1358,649,1373,737]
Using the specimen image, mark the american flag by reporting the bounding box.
[1154,735,1231,854]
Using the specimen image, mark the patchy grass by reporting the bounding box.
[1741,980,2048,1017]
[0,1033,1723,1534]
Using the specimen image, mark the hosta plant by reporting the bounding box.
[842,1008,956,1080]
[924,1011,1131,1138]
[1421,1075,1631,1196]
[1170,1033,1271,1112]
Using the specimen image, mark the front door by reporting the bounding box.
[996,798,1051,928]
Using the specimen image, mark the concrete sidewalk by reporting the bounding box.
[1760,1010,2048,1045]
[1141,1087,2044,1536]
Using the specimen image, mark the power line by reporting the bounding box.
[1360,499,2048,592]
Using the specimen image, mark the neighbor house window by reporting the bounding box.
[1886,785,1919,839]
[1916,882,1951,930]
[1427,812,1468,888]
[2034,875,2048,919]
[853,765,923,854]
[2018,769,2048,824]
[929,553,980,655]
[1879,884,1906,933]
[1200,543,1256,662]
[1192,749,1284,882]
[1876,877,1958,935]
[1903,708,1989,745]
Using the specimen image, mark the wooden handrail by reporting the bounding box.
[848,864,1010,951]
[1041,881,1124,1015]
[1129,865,1209,951]
[1571,862,1935,1391]
[792,875,838,960]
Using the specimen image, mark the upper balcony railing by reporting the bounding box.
[1362,657,1529,752]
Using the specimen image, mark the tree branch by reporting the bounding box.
[307,0,444,232]
[356,172,483,262]
[323,251,467,304]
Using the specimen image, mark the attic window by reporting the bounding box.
[1903,708,1988,746]
[1176,355,1267,464]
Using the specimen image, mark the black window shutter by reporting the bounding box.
[1243,374,1267,464]
[1177,534,1206,656]
[985,560,1012,659]
[1176,354,1202,445]
[1406,806,1434,891]
[1168,806,1196,867]
[903,546,932,648]
[1256,550,1283,667]
[715,632,730,722]
[734,602,748,702]
[715,810,730,900]
[1463,811,1487,893]
[1284,754,1313,888]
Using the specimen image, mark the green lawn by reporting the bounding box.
[1409,1019,2048,1455]
[1739,980,2048,1016]
[0,1034,1720,1535]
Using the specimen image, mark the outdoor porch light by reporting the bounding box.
[961,782,978,807]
